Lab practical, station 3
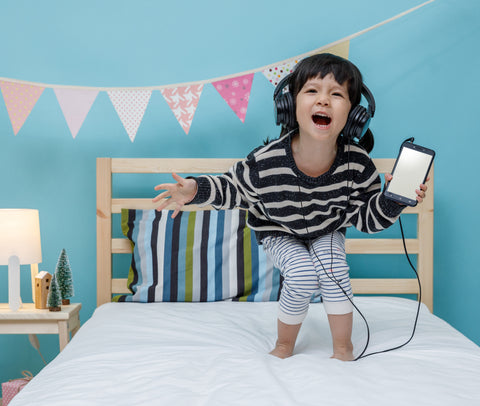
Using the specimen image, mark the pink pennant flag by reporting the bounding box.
[0,81,44,135]
[107,89,152,142]
[54,88,98,139]
[262,60,299,87]
[161,84,203,134]
[212,73,254,123]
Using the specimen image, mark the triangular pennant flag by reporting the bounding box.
[263,60,299,87]
[262,40,351,87]
[212,73,254,123]
[107,89,152,142]
[54,88,98,139]
[0,81,44,135]
[161,84,203,134]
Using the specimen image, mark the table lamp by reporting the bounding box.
[0,209,42,311]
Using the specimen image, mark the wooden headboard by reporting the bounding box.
[96,158,434,311]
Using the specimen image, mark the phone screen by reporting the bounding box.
[386,144,434,205]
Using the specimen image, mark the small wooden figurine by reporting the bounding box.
[34,271,52,309]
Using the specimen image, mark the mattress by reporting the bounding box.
[11,297,480,406]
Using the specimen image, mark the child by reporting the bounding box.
[152,53,428,361]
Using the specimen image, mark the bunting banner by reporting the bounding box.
[0,1,435,140]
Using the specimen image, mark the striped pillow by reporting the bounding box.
[116,209,282,302]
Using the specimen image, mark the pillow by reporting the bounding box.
[116,209,282,302]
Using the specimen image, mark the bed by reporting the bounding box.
[10,157,480,406]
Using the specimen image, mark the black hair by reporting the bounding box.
[277,53,374,152]
[291,53,363,108]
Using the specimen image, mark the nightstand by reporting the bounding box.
[0,303,81,351]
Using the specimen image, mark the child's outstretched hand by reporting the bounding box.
[384,173,429,204]
[153,173,198,218]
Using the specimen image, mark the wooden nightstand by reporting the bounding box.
[0,303,81,351]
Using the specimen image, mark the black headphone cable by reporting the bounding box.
[355,217,422,360]
[297,137,422,360]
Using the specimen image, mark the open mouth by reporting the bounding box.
[312,113,331,127]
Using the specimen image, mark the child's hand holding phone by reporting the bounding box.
[384,140,434,206]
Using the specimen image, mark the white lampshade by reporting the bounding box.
[0,209,42,311]
[0,209,42,265]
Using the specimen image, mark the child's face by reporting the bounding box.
[295,73,352,143]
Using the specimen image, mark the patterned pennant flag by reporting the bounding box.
[54,88,98,139]
[107,89,152,142]
[212,73,254,123]
[0,81,44,135]
[262,60,299,87]
[262,41,350,87]
[160,84,203,134]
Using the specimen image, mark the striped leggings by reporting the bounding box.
[262,231,353,325]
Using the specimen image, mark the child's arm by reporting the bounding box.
[346,163,429,233]
[152,173,198,218]
[152,158,256,217]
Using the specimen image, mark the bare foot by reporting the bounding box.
[330,349,354,361]
[269,320,301,359]
[269,343,294,359]
[327,313,354,361]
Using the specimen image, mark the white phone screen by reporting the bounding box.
[387,147,432,201]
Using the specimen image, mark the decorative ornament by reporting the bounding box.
[47,273,62,312]
[55,248,75,305]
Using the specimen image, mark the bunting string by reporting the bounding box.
[0,0,434,140]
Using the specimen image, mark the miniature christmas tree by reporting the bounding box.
[47,273,62,312]
[55,248,74,305]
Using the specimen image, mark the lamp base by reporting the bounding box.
[8,255,22,312]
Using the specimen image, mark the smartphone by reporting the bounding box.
[384,141,435,206]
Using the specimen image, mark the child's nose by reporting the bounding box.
[316,93,330,105]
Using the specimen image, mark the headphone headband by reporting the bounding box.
[360,83,375,118]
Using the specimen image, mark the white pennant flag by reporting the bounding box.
[262,60,299,87]
[54,88,98,138]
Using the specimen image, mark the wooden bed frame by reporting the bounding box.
[96,158,434,311]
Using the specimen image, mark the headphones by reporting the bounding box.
[273,73,376,142]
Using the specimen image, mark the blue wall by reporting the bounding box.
[1,0,479,384]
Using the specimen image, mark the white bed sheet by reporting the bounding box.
[11,297,480,406]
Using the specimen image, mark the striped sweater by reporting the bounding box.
[191,133,404,243]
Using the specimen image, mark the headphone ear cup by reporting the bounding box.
[344,105,370,141]
[275,91,296,129]
[274,93,286,126]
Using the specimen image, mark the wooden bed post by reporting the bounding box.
[417,165,434,312]
[97,158,112,306]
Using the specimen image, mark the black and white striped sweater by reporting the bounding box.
[191,133,404,243]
